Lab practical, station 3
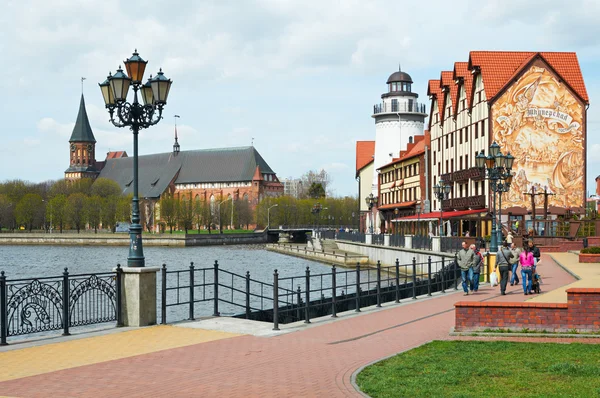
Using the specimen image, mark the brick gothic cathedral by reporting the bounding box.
[65,95,283,229]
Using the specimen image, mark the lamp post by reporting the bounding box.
[475,142,514,252]
[218,197,233,233]
[394,207,399,237]
[267,204,279,230]
[416,201,422,236]
[311,203,322,234]
[433,180,451,236]
[365,193,378,233]
[99,50,172,267]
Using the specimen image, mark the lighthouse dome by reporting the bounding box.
[386,70,413,84]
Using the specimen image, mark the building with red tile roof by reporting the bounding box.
[426,51,588,238]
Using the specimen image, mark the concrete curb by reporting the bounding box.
[449,329,600,339]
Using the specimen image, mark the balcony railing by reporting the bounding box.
[442,168,485,183]
[373,102,427,115]
[440,195,486,212]
[468,195,486,209]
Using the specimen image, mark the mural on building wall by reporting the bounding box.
[492,65,585,209]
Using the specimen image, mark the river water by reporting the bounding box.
[0,244,350,337]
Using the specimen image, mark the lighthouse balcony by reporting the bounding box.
[373,102,427,116]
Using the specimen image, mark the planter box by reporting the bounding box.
[579,253,600,263]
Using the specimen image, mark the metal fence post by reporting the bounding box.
[427,256,432,297]
[355,263,361,312]
[331,265,337,318]
[296,285,302,320]
[213,260,220,316]
[273,269,279,331]
[376,260,382,307]
[245,271,251,319]
[441,257,446,294]
[62,267,70,336]
[189,262,195,321]
[0,271,7,345]
[161,264,167,325]
[304,267,311,324]
[116,264,123,327]
[412,257,417,300]
[454,254,459,290]
[395,258,400,303]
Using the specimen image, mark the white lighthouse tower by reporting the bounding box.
[371,68,427,195]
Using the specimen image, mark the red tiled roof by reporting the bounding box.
[439,71,457,119]
[468,51,589,103]
[427,80,444,125]
[106,151,128,159]
[453,62,473,112]
[377,131,430,170]
[356,141,375,175]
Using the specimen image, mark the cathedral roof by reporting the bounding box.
[98,146,277,198]
[69,94,96,143]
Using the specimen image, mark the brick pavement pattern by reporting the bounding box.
[0,254,588,398]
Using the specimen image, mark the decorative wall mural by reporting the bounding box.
[492,65,585,209]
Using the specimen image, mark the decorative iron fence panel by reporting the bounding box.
[1,268,120,345]
[390,234,406,247]
[412,235,432,250]
[336,231,365,243]
[372,234,385,246]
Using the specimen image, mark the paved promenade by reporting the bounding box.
[0,252,596,397]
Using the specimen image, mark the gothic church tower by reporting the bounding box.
[65,94,99,180]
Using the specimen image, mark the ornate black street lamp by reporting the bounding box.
[394,207,399,237]
[311,203,322,233]
[99,50,172,267]
[433,180,451,236]
[365,193,378,233]
[476,142,514,252]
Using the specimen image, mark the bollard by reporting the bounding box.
[427,256,432,297]
[273,269,279,331]
[441,257,446,294]
[116,264,123,327]
[355,263,361,312]
[161,264,167,325]
[62,268,70,336]
[296,285,302,320]
[395,258,400,303]
[454,255,459,290]
[0,271,7,345]
[331,265,337,318]
[213,260,220,316]
[376,261,382,307]
[245,271,251,319]
[412,258,417,300]
[189,262,195,320]
[304,267,311,324]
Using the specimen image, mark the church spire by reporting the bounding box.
[69,94,96,143]
[173,115,180,155]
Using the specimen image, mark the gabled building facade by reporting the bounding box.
[426,51,588,236]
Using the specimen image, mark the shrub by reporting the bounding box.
[580,246,600,254]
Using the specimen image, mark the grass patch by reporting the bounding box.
[356,341,600,398]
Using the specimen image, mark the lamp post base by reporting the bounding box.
[128,224,145,268]
[489,229,498,253]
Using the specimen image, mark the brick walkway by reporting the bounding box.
[0,254,591,398]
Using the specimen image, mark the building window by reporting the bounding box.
[445,160,448,174]
[445,135,448,149]
[391,99,398,112]
[438,162,441,175]
[465,155,469,168]
[459,156,463,170]
[459,129,462,144]
[450,132,454,147]
[475,122,478,139]
[451,159,454,172]
[433,151,436,164]
[465,127,469,142]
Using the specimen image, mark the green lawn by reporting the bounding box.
[356,340,600,398]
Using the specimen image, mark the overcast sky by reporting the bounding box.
[1,0,599,197]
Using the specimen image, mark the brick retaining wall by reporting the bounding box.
[455,288,600,333]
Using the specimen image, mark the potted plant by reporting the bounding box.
[579,246,600,262]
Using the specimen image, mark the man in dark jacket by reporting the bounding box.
[495,241,514,295]
[528,240,541,267]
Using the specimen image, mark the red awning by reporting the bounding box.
[395,208,488,221]
[377,201,417,211]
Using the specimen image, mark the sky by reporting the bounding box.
[1,0,600,197]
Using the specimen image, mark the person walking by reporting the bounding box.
[470,244,484,293]
[457,241,475,296]
[506,231,514,245]
[528,240,541,267]
[494,241,514,295]
[509,242,520,286]
[520,245,535,295]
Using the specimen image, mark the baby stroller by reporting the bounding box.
[531,271,542,294]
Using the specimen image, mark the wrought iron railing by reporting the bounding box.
[336,231,366,243]
[160,257,461,330]
[372,234,385,246]
[1,267,121,345]
[373,102,427,115]
[389,234,406,247]
[412,235,433,250]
